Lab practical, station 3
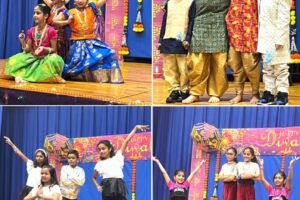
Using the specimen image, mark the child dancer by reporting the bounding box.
[158,0,195,103]
[226,0,261,104]
[24,165,62,200]
[4,136,49,200]
[152,156,205,200]
[219,147,238,200]
[42,0,69,60]
[259,156,299,200]
[60,150,85,200]
[4,4,65,83]
[257,0,290,105]
[237,147,260,200]
[92,125,148,200]
[54,0,124,83]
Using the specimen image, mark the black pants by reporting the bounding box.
[62,197,77,200]
[19,186,33,200]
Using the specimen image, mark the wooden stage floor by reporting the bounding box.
[0,60,152,105]
[154,79,300,105]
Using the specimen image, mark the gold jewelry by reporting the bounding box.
[34,25,47,47]
[75,8,88,30]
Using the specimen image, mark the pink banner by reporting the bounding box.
[153,0,164,79]
[105,0,124,57]
[189,143,206,200]
[221,127,300,155]
[73,132,151,162]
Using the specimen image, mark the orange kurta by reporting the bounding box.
[226,0,258,53]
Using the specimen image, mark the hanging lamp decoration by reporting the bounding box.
[118,0,129,55]
[133,0,144,32]
[203,153,210,200]
[281,155,286,172]
[290,0,300,63]
[131,160,137,200]
[210,150,221,200]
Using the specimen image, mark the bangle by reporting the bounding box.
[13,147,18,152]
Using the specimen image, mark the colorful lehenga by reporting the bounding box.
[5,25,65,83]
[62,2,123,83]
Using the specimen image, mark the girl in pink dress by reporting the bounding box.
[260,156,299,200]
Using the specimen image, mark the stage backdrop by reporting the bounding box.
[0,0,151,59]
[0,106,151,200]
[153,107,300,200]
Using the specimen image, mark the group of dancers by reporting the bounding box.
[159,0,291,105]
[3,0,124,84]
[4,125,148,200]
[154,146,299,200]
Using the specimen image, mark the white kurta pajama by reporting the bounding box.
[257,0,290,94]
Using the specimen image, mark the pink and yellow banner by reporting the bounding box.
[153,0,164,79]
[73,132,151,162]
[221,127,300,155]
[105,0,124,57]
[189,126,300,200]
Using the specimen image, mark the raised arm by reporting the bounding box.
[259,158,271,190]
[120,125,148,154]
[286,156,299,190]
[4,136,29,163]
[94,0,107,9]
[152,156,171,185]
[52,12,73,27]
[42,0,53,7]
[186,160,205,183]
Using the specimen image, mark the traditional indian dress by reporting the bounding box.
[63,2,123,83]
[5,25,65,83]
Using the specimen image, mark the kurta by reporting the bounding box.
[190,0,230,53]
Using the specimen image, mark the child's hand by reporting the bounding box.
[4,136,13,146]
[37,186,43,197]
[290,156,299,166]
[257,157,264,167]
[199,159,205,167]
[182,41,189,50]
[18,30,25,41]
[152,156,159,163]
[135,125,149,132]
[68,14,74,23]
[157,43,161,50]
[34,47,45,57]
[97,185,103,192]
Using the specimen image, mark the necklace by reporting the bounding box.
[34,25,47,47]
[75,8,88,30]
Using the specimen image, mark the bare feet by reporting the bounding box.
[208,96,220,103]
[250,93,260,104]
[229,94,243,104]
[182,95,200,104]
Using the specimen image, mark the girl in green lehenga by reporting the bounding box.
[4,3,65,83]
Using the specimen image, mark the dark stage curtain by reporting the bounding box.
[0,106,151,200]
[153,107,300,200]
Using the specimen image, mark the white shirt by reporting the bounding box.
[94,150,124,179]
[26,160,42,187]
[60,165,85,199]
[237,162,260,177]
[30,184,62,200]
[219,162,238,177]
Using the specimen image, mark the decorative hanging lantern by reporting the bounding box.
[44,133,73,160]
[118,0,130,55]
[133,0,144,32]
[191,123,222,152]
